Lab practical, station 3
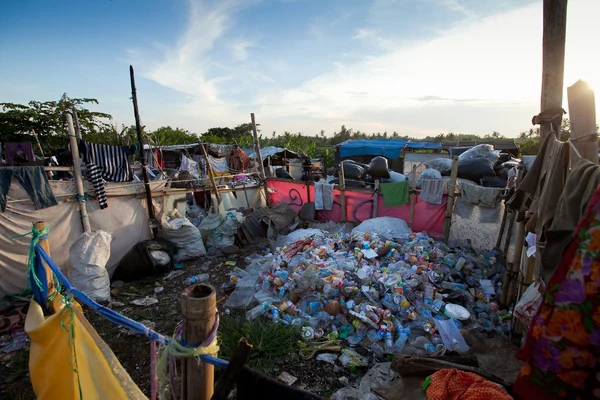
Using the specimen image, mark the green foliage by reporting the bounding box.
[150,126,198,145]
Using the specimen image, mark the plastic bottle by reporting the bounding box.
[246,302,270,320]
[384,331,393,349]
[184,274,209,285]
[424,343,437,355]
[371,343,385,357]
[367,329,380,342]
[393,328,410,352]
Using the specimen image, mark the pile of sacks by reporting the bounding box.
[328,157,406,188]
[224,217,510,366]
[419,144,521,188]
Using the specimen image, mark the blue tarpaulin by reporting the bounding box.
[405,141,443,150]
[338,139,408,159]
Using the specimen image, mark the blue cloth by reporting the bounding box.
[0,167,57,212]
[338,139,408,159]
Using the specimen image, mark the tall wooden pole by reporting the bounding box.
[567,80,597,165]
[72,106,83,140]
[181,284,216,400]
[65,113,92,233]
[443,156,459,242]
[250,113,269,206]
[129,65,158,237]
[540,0,568,139]
[201,143,221,205]
[339,164,347,223]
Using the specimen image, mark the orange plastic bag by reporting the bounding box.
[25,295,147,399]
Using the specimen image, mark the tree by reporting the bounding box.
[150,126,198,145]
[0,94,113,151]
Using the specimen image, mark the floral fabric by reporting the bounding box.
[514,186,600,399]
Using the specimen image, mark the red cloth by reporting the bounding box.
[424,369,512,400]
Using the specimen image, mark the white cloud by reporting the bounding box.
[230,39,254,61]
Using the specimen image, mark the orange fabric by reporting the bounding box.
[425,369,513,400]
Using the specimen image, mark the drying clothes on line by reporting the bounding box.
[230,146,251,172]
[192,154,207,178]
[460,183,501,208]
[0,167,57,212]
[380,181,409,207]
[4,142,35,166]
[207,155,229,177]
[314,180,334,210]
[541,158,600,280]
[179,155,200,178]
[420,179,444,205]
[80,140,136,210]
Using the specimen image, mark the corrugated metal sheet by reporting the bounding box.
[240,207,270,243]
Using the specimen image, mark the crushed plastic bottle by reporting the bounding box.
[184,274,209,285]
[246,302,270,320]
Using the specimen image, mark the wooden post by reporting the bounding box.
[539,0,568,139]
[130,65,158,237]
[372,180,380,218]
[567,80,597,165]
[443,156,459,242]
[212,338,253,400]
[507,218,526,306]
[339,164,347,223]
[65,113,92,233]
[31,129,45,158]
[72,106,83,140]
[181,284,217,400]
[496,204,509,249]
[250,113,268,205]
[201,143,221,205]
[408,164,417,229]
[34,221,55,299]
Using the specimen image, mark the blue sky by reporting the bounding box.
[1,0,598,137]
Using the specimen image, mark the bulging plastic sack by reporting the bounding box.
[342,161,366,180]
[425,158,453,175]
[198,207,226,241]
[278,228,326,247]
[457,158,495,183]
[388,171,407,182]
[416,168,442,187]
[161,211,207,262]
[366,156,390,179]
[206,210,245,249]
[69,231,112,302]
[458,144,500,164]
[352,217,411,238]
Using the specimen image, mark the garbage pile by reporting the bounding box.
[224,219,510,366]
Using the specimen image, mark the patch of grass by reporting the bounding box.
[219,315,302,373]
[1,348,35,400]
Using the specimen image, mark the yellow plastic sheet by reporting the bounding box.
[25,295,147,400]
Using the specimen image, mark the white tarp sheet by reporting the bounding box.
[0,179,167,298]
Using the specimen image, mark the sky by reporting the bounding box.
[1,0,599,138]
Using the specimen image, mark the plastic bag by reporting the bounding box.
[185,203,206,227]
[206,211,245,249]
[416,168,442,185]
[275,168,293,179]
[198,207,225,241]
[161,211,207,261]
[514,282,543,327]
[366,156,390,179]
[352,217,411,238]
[457,158,495,183]
[389,171,407,182]
[458,144,500,164]
[425,158,453,175]
[278,228,326,247]
[342,161,365,180]
[69,231,112,302]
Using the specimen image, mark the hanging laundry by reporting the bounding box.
[4,142,35,166]
[230,146,251,172]
[0,167,57,211]
[207,155,229,177]
[179,155,200,178]
[420,179,444,205]
[314,180,334,210]
[380,181,409,207]
[460,183,501,208]
[80,140,136,209]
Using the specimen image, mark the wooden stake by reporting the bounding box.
[34,221,55,300]
[31,129,45,158]
[443,157,459,242]
[496,204,509,249]
[65,113,92,233]
[408,164,417,229]
[339,164,347,223]
[181,284,217,400]
[212,338,253,400]
[540,0,568,139]
[508,218,526,306]
[72,106,83,140]
[567,80,597,165]
[201,143,221,205]
[130,65,158,237]
[250,113,268,205]
[372,180,380,218]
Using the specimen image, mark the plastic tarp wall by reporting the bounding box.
[338,139,408,159]
[0,180,167,298]
[266,179,446,235]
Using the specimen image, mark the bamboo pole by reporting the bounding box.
[181,284,216,400]
[34,221,55,300]
[72,106,83,140]
[339,164,347,223]
[540,0,568,139]
[496,204,509,249]
[507,218,526,306]
[372,180,380,218]
[65,113,92,233]
[130,65,158,237]
[201,143,221,205]
[250,113,268,205]
[408,164,417,229]
[31,129,45,158]
[443,157,459,242]
[567,80,597,165]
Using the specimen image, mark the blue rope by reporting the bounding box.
[34,244,228,369]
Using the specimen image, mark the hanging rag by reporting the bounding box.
[80,140,135,209]
[420,179,444,205]
[179,155,200,178]
[314,180,334,210]
[0,167,57,212]
[230,147,251,172]
[4,142,35,166]
[423,369,512,400]
[207,155,229,177]
[460,182,501,208]
[380,181,409,207]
